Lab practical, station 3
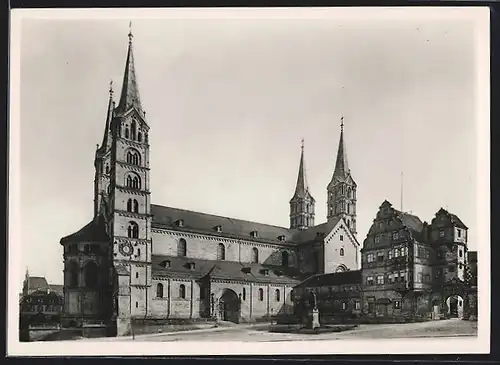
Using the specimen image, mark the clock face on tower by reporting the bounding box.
[119,242,134,257]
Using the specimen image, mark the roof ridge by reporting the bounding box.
[151,204,290,230]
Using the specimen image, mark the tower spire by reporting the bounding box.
[293,138,309,198]
[116,23,143,115]
[289,139,315,230]
[332,115,349,181]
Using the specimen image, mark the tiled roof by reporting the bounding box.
[151,205,297,244]
[293,219,341,244]
[26,276,50,291]
[294,270,362,288]
[433,208,468,229]
[50,284,64,296]
[394,210,424,241]
[151,254,304,285]
[60,214,109,244]
[449,213,468,229]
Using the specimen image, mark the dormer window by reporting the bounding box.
[214,225,222,233]
[260,269,269,276]
[160,260,171,268]
[278,235,286,242]
[241,267,252,274]
[186,262,196,270]
[250,231,258,238]
[176,219,184,227]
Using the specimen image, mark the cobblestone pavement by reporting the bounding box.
[127,319,477,342]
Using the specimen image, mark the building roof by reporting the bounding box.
[293,219,341,244]
[152,205,298,244]
[25,276,50,292]
[433,208,468,229]
[294,270,362,288]
[151,254,304,285]
[60,214,109,244]
[394,209,425,240]
[449,213,468,229]
[49,284,64,297]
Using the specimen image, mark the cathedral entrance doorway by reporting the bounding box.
[218,289,240,323]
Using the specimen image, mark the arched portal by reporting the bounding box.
[218,289,240,323]
[446,295,464,319]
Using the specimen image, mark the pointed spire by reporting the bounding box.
[292,139,310,199]
[97,81,115,152]
[332,115,350,180]
[116,23,143,115]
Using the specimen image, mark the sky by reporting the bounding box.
[15,9,484,285]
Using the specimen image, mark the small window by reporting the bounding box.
[458,229,461,238]
[135,272,139,279]
[392,232,399,240]
[394,300,401,309]
[282,251,289,267]
[178,239,187,257]
[242,288,246,301]
[340,235,344,241]
[258,288,264,301]
[376,275,384,285]
[340,248,344,256]
[137,248,141,257]
[275,289,280,302]
[459,249,463,258]
[342,302,347,310]
[377,252,384,262]
[135,301,138,308]
[156,283,164,298]
[127,221,139,238]
[179,284,186,299]
[217,243,226,260]
[374,235,380,244]
[355,301,360,310]
[366,276,374,285]
[251,248,259,264]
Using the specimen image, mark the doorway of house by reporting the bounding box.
[219,289,240,323]
[446,295,464,319]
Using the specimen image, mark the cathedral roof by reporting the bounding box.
[293,218,341,244]
[151,254,303,284]
[59,214,109,244]
[151,204,297,244]
[115,30,143,116]
[290,141,315,202]
[294,270,362,288]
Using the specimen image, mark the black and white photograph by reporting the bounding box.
[8,7,490,356]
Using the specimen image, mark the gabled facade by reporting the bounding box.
[359,200,473,320]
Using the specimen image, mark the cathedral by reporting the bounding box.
[59,30,360,335]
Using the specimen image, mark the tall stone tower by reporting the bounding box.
[290,140,315,230]
[106,29,152,336]
[327,117,357,236]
